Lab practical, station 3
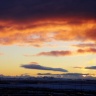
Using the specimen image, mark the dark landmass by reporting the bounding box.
[0,78,96,96]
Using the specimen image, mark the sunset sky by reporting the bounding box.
[0,0,96,78]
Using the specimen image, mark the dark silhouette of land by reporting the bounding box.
[0,77,96,96]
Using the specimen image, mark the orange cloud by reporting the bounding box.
[36,50,72,56]
[73,43,96,48]
[35,48,96,56]
[77,48,96,53]
[0,0,96,46]
[0,19,96,46]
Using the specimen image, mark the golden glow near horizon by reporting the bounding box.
[0,20,96,77]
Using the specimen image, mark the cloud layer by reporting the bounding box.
[73,43,96,48]
[35,48,96,56]
[85,66,96,70]
[37,73,89,76]
[0,0,96,21]
[21,62,68,72]
[73,66,96,70]
[0,0,96,46]
[37,73,96,79]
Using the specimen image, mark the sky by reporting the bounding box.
[0,0,96,78]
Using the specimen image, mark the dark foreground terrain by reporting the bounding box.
[0,87,96,96]
[0,79,96,96]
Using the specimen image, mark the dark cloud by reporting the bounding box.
[85,66,96,70]
[0,0,96,22]
[21,62,68,72]
[0,0,96,46]
[37,73,52,75]
[37,73,89,76]
[64,73,89,76]
[37,73,96,79]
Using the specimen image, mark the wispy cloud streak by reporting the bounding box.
[35,48,96,56]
